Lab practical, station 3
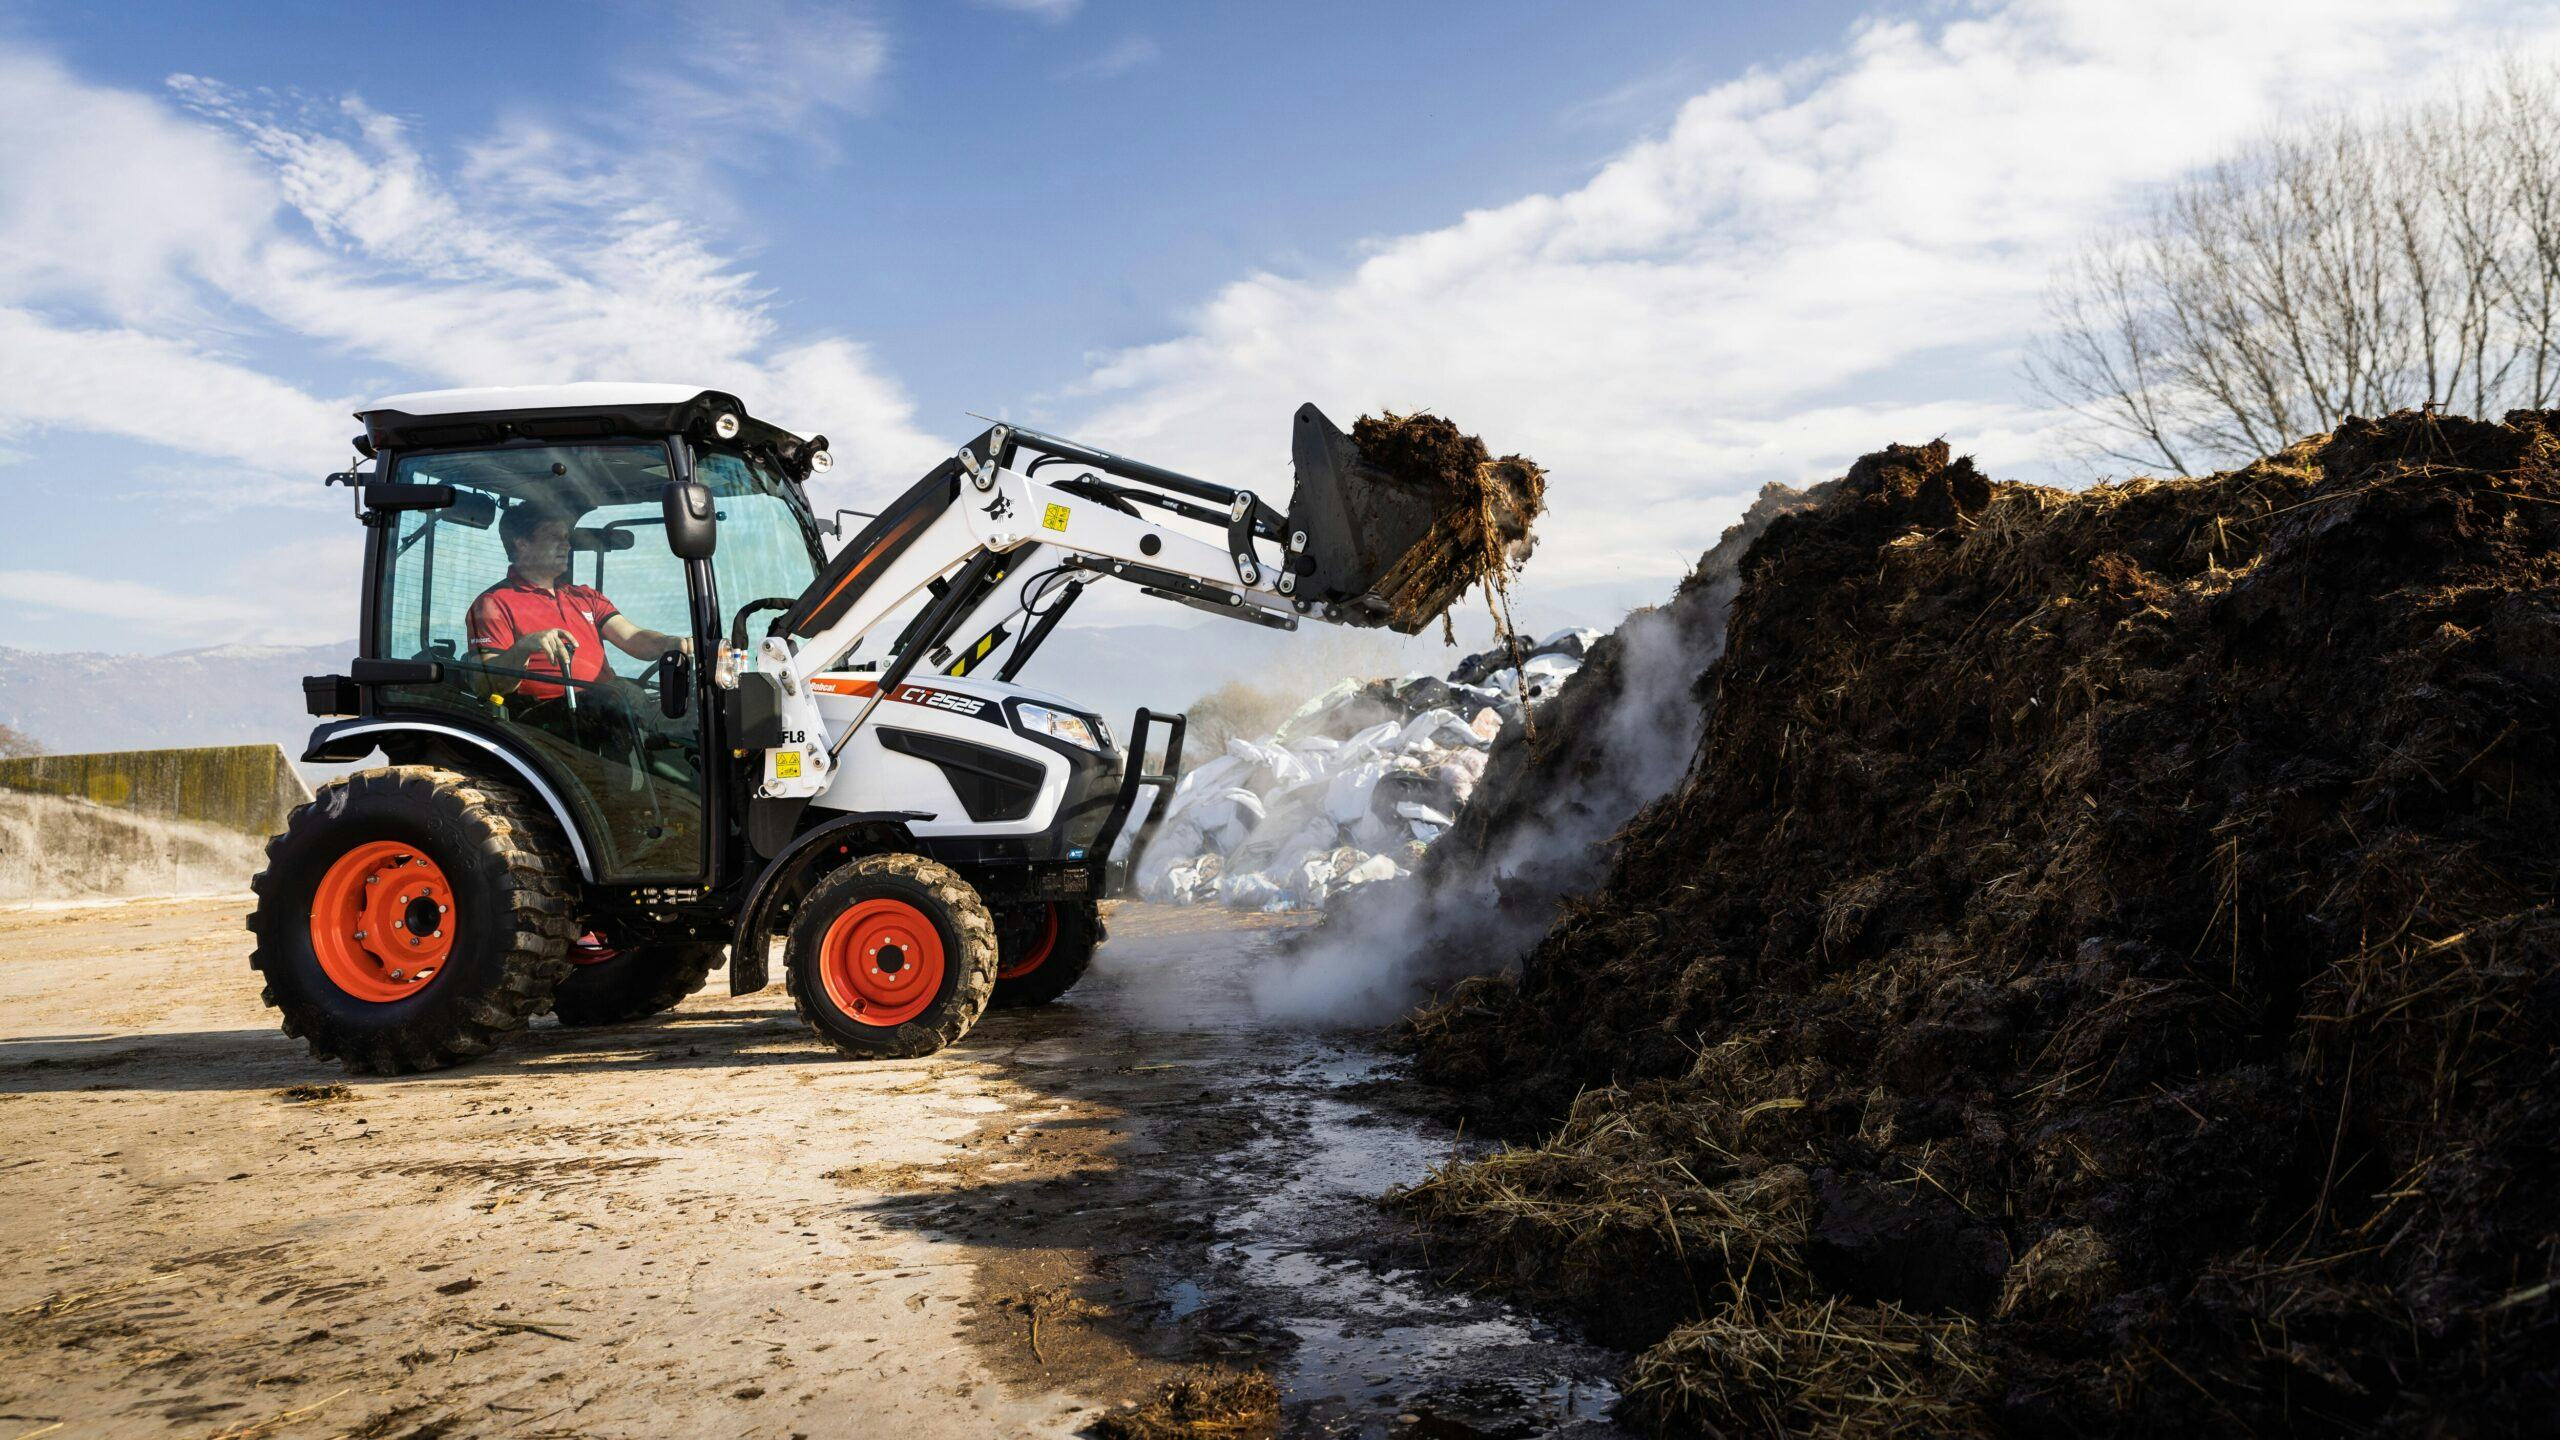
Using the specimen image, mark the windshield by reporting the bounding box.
[695,448,823,647]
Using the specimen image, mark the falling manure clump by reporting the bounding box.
[1391,410,2560,1436]
[1348,411,1545,637]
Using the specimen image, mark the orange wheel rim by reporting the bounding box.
[999,904,1060,980]
[307,841,455,1003]
[819,899,946,1027]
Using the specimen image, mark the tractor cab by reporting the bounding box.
[311,385,833,890]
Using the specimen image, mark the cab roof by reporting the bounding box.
[354,383,827,479]
[360,382,729,418]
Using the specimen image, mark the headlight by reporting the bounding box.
[1016,702,1100,751]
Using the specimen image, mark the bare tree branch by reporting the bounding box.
[2031,70,2560,473]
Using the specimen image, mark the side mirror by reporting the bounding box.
[664,481,717,560]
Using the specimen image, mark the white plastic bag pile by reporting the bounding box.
[1132,627,1599,910]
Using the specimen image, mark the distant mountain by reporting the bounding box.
[0,641,349,760]
[1011,620,1301,724]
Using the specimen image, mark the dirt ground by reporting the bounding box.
[0,897,1622,1440]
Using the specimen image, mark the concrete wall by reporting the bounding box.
[0,744,312,839]
[0,789,266,903]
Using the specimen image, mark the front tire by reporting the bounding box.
[991,900,1103,1008]
[248,766,577,1074]
[550,936,724,1027]
[785,854,998,1059]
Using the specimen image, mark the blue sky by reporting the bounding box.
[2,0,2553,664]
[39,1,1863,412]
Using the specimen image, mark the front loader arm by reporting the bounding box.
[743,427,1313,800]
[786,437,1306,688]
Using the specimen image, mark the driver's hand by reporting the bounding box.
[534,629,577,675]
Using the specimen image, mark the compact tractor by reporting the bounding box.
[251,384,1459,1072]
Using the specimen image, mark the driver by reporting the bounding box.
[469,501,692,709]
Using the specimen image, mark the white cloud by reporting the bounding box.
[630,0,892,153]
[974,0,1082,22]
[1057,35,1161,83]
[0,56,271,328]
[0,569,288,634]
[0,306,350,475]
[1070,0,2560,594]
[0,45,944,493]
[0,39,947,647]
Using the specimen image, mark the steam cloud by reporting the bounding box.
[1249,480,1834,1026]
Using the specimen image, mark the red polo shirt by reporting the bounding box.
[468,574,619,702]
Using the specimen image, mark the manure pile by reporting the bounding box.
[1396,412,2560,1435]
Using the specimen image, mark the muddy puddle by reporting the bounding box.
[1201,1050,1621,1437]
[943,906,1628,1439]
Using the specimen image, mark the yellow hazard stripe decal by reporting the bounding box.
[945,628,1004,677]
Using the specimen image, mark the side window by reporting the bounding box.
[386,506,512,662]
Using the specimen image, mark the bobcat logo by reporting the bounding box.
[982,493,1014,522]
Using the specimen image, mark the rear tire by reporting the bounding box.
[991,900,1103,1008]
[248,766,577,1074]
[785,854,997,1059]
[550,937,724,1027]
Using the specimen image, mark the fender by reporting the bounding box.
[728,808,930,994]
[302,719,599,882]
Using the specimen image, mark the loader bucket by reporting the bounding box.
[1282,404,1544,634]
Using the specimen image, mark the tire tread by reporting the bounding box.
[785,853,997,1059]
[247,765,577,1074]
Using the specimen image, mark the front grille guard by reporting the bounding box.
[1091,707,1186,898]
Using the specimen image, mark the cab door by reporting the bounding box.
[372,446,710,884]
